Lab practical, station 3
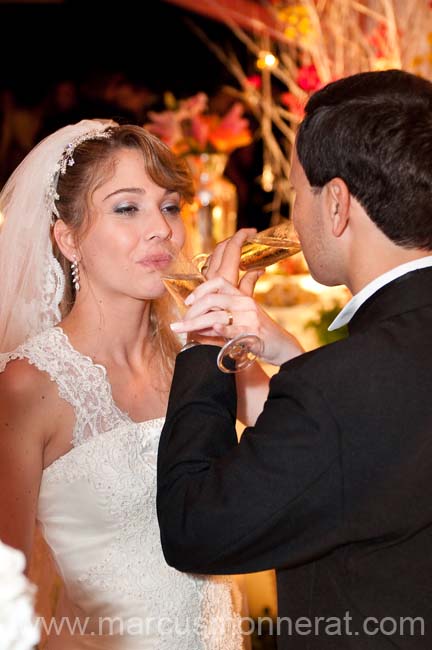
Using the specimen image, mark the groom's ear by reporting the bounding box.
[53,219,80,262]
[325,178,350,238]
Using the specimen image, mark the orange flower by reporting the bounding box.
[207,103,252,153]
[145,93,252,155]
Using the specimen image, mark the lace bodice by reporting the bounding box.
[1,328,243,650]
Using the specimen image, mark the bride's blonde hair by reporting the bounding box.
[53,124,194,378]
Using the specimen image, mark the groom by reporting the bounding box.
[157,69,432,649]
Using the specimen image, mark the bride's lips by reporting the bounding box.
[136,253,172,270]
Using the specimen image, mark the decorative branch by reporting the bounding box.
[190,0,432,222]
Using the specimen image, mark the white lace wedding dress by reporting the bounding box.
[1,326,243,650]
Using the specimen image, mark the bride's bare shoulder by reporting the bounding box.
[0,357,57,411]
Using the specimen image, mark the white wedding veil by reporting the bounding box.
[0,119,116,353]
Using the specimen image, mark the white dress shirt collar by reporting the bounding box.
[328,255,432,331]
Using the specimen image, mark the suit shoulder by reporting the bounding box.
[276,317,416,392]
[280,332,360,374]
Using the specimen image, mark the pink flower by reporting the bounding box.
[190,114,210,150]
[246,75,262,90]
[145,110,184,149]
[178,92,208,119]
[297,64,322,92]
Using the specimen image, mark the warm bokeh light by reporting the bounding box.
[212,205,223,221]
[261,163,274,192]
[256,50,278,70]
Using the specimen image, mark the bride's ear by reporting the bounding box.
[53,219,80,262]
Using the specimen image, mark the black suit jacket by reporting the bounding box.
[157,268,432,649]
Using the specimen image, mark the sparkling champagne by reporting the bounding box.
[239,236,301,271]
[162,273,204,315]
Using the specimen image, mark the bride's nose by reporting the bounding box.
[146,212,172,241]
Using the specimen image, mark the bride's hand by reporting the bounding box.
[177,227,261,348]
[170,275,304,366]
[171,227,304,365]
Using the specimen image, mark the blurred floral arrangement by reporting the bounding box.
[190,0,432,218]
[145,91,252,155]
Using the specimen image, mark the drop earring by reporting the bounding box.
[71,255,80,292]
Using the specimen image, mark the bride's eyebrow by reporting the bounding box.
[103,188,179,201]
[103,188,145,201]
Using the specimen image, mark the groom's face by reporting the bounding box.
[290,148,329,285]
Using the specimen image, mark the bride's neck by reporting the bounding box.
[60,295,154,368]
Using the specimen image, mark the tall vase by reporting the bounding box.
[183,153,237,255]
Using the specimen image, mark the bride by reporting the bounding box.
[0,120,267,649]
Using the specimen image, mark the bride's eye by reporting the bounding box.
[114,203,139,215]
[161,203,181,217]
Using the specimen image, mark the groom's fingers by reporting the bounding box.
[204,242,228,279]
[238,270,263,296]
[217,228,256,283]
[206,228,257,283]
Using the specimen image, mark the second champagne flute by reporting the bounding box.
[160,244,263,373]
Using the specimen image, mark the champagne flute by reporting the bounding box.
[161,244,263,373]
[160,251,204,318]
[239,219,301,270]
[195,218,301,273]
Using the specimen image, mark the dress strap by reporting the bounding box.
[0,327,130,446]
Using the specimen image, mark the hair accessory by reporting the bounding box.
[47,128,114,221]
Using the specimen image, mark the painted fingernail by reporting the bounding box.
[184,294,195,305]
[170,322,182,331]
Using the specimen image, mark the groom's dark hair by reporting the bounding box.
[296,69,432,250]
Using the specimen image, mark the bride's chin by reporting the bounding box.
[136,284,167,301]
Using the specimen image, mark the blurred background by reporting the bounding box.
[0,1,244,176]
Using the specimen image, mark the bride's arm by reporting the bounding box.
[0,361,48,570]
[235,362,271,426]
[235,326,304,425]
